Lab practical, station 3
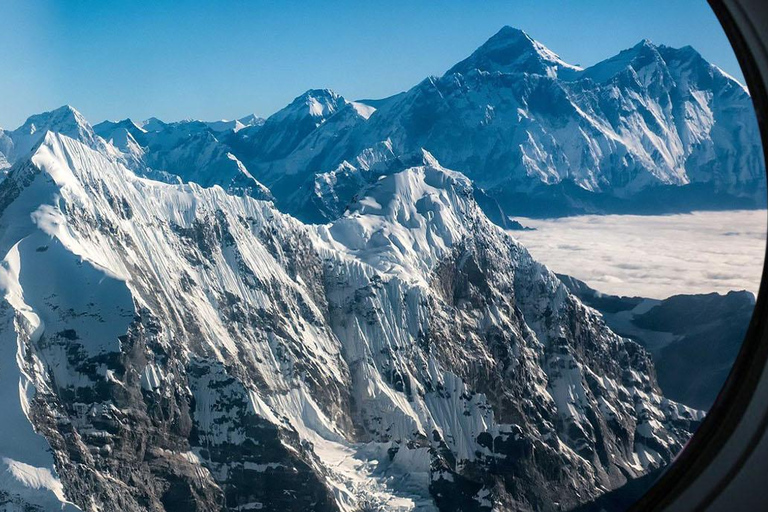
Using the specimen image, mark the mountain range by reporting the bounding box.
[4,27,760,222]
[0,26,756,512]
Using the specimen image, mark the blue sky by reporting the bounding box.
[0,0,744,128]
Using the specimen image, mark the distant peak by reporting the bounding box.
[445,26,580,78]
[140,117,167,132]
[656,43,705,63]
[286,89,345,118]
[580,39,666,83]
[16,105,92,137]
[203,114,264,134]
[625,39,664,60]
[33,105,80,119]
[633,38,656,49]
[93,118,147,141]
[492,25,530,41]
[105,118,144,130]
[298,88,342,101]
[238,113,264,125]
[53,104,79,114]
[24,105,85,124]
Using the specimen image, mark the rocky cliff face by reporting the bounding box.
[559,274,755,411]
[0,132,701,511]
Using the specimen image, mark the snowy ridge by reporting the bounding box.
[0,133,701,511]
[317,151,473,278]
[93,116,273,199]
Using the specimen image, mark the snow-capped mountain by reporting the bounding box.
[0,24,758,511]
[0,123,701,511]
[94,116,272,200]
[90,118,148,166]
[221,26,763,220]
[223,89,368,186]
[445,26,583,78]
[0,107,271,201]
[0,105,116,171]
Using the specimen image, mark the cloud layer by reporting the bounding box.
[511,210,767,299]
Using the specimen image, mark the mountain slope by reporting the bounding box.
[0,132,700,511]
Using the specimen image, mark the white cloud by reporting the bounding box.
[510,210,767,299]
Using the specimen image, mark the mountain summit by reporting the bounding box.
[445,26,582,77]
[3,27,759,220]
[0,105,108,166]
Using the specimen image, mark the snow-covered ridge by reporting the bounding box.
[317,152,475,277]
[0,132,702,511]
[92,114,273,200]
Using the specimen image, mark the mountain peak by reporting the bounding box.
[139,117,167,132]
[204,114,264,134]
[445,26,580,78]
[92,119,147,158]
[300,88,341,99]
[633,38,656,49]
[2,105,104,164]
[492,25,531,43]
[94,118,146,135]
[299,89,344,116]
[237,113,264,126]
[580,39,666,83]
[18,105,89,134]
[275,89,346,122]
[52,104,79,115]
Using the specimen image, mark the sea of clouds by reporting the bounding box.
[511,210,767,299]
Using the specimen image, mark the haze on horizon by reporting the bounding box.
[0,0,744,128]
